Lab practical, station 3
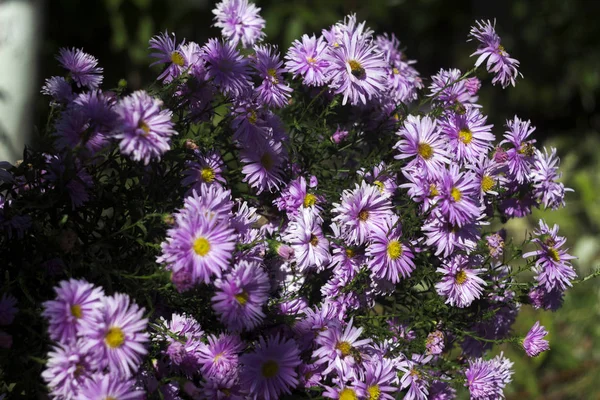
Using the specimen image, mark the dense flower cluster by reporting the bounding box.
[0,0,584,399]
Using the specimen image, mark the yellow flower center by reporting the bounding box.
[105,327,125,348]
[429,183,439,197]
[387,240,403,260]
[70,304,82,318]
[458,128,473,144]
[193,237,211,256]
[392,67,400,75]
[481,175,494,192]
[304,193,317,207]
[367,385,381,400]
[339,388,358,400]
[336,341,352,356]
[455,270,468,285]
[214,352,224,362]
[267,68,279,83]
[410,368,421,378]
[138,120,151,136]
[451,187,462,202]
[235,290,249,305]
[348,59,366,78]
[358,210,369,222]
[171,51,185,66]
[306,56,317,64]
[261,360,279,378]
[373,180,385,194]
[248,110,257,125]
[417,143,433,159]
[200,167,215,183]
[260,153,274,170]
[498,44,506,56]
[548,247,561,262]
[518,142,535,156]
[106,397,117,400]
[345,248,355,258]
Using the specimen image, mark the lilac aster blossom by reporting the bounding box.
[273,176,323,218]
[469,19,522,88]
[54,105,108,155]
[181,184,233,222]
[529,285,564,311]
[282,208,330,272]
[0,293,17,326]
[57,47,103,89]
[239,334,301,400]
[367,214,415,283]
[486,232,505,258]
[41,340,93,399]
[395,115,450,179]
[202,375,245,400]
[428,68,475,106]
[355,358,398,400]
[523,219,577,291]
[436,164,482,226]
[182,150,226,191]
[113,90,177,165]
[332,181,393,245]
[325,27,388,106]
[212,260,270,332]
[157,210,235,285]
[323,385,361,400]
[435,254,486,308]
[465,352,513,400]
[357,161,398,197]
[203,39,253,97]
[197,333,244,378]
[161,313,204,342]
[499,115,537,183]
[530,147,573,210]
[240,138,285,194]
[422,210,480,258]
[77,373,144,400]
[41,76,74,103]
[400,168,440,212]
[285,34,329,86]
[252,45,292,108]
[522,321,550,357]
[465,77,482,96]
[42,278,104,343]
[73,90,118,134]
[467,155,505,202]
[79,293,149,378]
[213,0,265,48]
[398,354,432,400]
[498,183,538,219]
[163,337,202,377]
[332,125,349,144]
[439,107,494,164]
[149,31,187,82]
[425,330,445,355]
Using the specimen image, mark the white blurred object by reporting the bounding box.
[0,0,42,163]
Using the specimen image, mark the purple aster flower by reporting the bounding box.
[530,147,573,210]
[240,138,285,194]
[398,354,431,400]
[73,90,118,134]
[435,254,486,308]
[164,338,202,377]
[212,260,270,332]
[77,373,144,400]
[425,330,445,355]
[148,31,188,82]
[436,164,482,226]
[252,45,292,108]
[395,115,450,179]
[161,313,204,342]
[332,181,393,246]
[325,27,388,106]
[332,125,349,144]
[181,184,234,222]
[486,232,505,258]
[0,293,17,326]
[213,0,265,48]
[53,105,108,155]
[355,358,398,400]
[465,352,513,400]
[499,115,537,183]
[282,208,330,272]
[529,285,564,311]
[202,375,245,400]
[182,150,226,191]
[367,214,415,283]
[523,219,577,291]
[469,19,522,88]
[422,211,480,258]
[428,68,474,106]
[158,210,235,285]
[498,183,538,219]
[429,380,457,400]
[113,90,177,165]
[41,76,74,103]
[357,161,398,197]
[57,47,103,89]
[203,39,253,97]
[285,34,329,86]
[465,77,482,96]
[42,340,93,399]
[79,293,149,378]
[323,385,361,400]
[239,334,301,400]
[439,107,494,164]
[273,176,323,218]
[467,155,505,202]
[197,333,244,378]
[522,321,550,357]
[42,278,104,343]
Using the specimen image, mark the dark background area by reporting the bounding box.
[37,0,600,398]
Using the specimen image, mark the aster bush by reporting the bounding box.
[0,1,597,399]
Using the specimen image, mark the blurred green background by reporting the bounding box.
[41,0,600,398]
